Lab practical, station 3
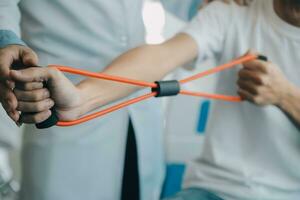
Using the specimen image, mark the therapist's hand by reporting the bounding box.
[0,45,39,122]
[237,54,292,106]
[10,67,84,123]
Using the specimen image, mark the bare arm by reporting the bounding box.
[10,34,199,122]
[277,84,300,129]
[76,33,198,117]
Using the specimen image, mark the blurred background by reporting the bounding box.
[0,0,218,199]
[144,0,217,197]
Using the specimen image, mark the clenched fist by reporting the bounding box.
[237,54,293,106]
[0,45,39,123]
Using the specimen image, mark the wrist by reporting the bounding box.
[75,85,91,118]
[75,79,111,119]
[277,82,299,108]
[47,67,88,121]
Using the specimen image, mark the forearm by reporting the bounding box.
[77,34,198,115]
[277,83,300,129]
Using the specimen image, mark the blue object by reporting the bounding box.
[188,0,203,20]
[161,0,203,21]
[161,164,186,198]
[162,188,223,200]
[197,100,211,134]
[0,30,25,48]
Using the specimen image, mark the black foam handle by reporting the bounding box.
[35,82,59,129]
[152,80,180,97]
[11,61,58,129]
[257,55,268,62]
[35,107,59,129]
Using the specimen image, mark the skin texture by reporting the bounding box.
[1,0,300,128]
[237,51,297,106]
[10,67,82,122]
[0,45,39,124]
[237,2,300,129]
[0,0,233,124]
[10,34,198,122]
[274,0,300,27]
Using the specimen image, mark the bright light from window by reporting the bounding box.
[143,1,166,44]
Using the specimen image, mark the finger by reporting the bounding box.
[15,81,44,91]
[0,82,10,101]
[0,49,14,79]
[14,88,50,102]
[238,89,254,102]
[10,67,50,83]
[5,80,15,89]
[17,98,54,112]
[243,58,269,73]
[7,110,20,122]
[20,47,39,67]
[237,79,260,95]
[0,83,18,112]
[0,87,19,122]
[244,0,253,6]
[244,49,258,56]
[238,69,265,85]
[0,45,37,80]
[20,110,51,124]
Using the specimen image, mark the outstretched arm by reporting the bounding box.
[10,34,198,123]
[10,1,233,124]
[77,34,198,115]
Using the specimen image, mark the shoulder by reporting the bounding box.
[198,0,263,21]
[193,1,242,29]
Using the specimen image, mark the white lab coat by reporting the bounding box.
[0,0,165,199]
[0,108,21,150]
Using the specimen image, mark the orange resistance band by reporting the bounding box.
[49,54,257,127]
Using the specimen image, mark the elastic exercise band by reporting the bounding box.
[37,54,261,128]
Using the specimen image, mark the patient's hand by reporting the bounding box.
[10,67,84,123]
[237,54,292,106]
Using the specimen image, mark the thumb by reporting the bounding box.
[20,47,39,67]
[10,67,50,83]
[244,49,258,57]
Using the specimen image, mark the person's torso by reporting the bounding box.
[19,0,145,70]
[18,1,165,200]
[184,1,300,199]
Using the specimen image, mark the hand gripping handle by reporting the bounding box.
[35,81,58,129]
[11,61,58,129]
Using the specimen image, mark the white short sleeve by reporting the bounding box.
[181,1,233,61]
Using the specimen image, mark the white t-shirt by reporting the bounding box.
[182,0,300,199]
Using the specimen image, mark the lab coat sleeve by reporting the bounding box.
[0,30,26,48]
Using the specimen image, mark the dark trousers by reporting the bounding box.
[121,119,140,200]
